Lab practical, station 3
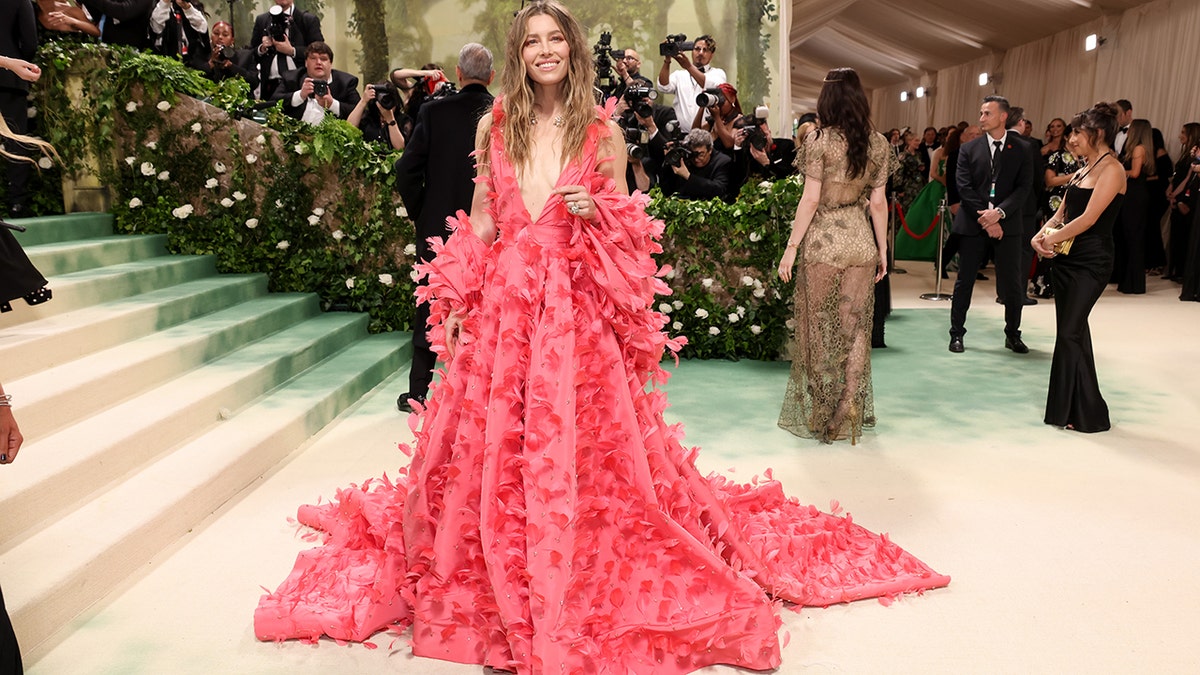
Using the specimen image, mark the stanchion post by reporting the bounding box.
[889,195,907,274]
[920,194,953,301]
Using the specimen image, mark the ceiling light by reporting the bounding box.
[915,86,926,98]
[1085,34,1106,51]
[900,90,909,102]
[978,72,989,86]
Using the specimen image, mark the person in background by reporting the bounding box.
[656,33,725,132]
[347,80,405,151]
[200,21,258,92]
[1,0,39,218]
[271,41,359,124]
[1143,127,1171,274]
[36,0,101,37]
[80,0,155,49]
[250,0,323,100]
[1113,118,1153,294]
[148,0,209,70]
[1166,123,1200,282]
[1035,121,1081,298]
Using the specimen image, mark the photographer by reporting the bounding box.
[612,85,676,192]
[271,41,359,124]
[251,0,323,100]
[656,33,725,132]
[347,80,405,151]
[696,82,741,153]
[200,21,258,92]
[742,112,797,182]
[149,0,209,71]
[79,0,154,48]
[659,128,732,201]
[612,48,650,96]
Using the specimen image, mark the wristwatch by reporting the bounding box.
[995,207,1006,220]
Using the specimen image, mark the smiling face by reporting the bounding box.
[1048,119,1065,139]
[522,14,569,89]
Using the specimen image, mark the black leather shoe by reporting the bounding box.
[1023,296,1038,305]
[1005,337,1029,354]
[397,392,426,412]
[949,337,964,353]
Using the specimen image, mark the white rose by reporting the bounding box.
[220,198,235,208]
[204,178,218,189]
[140,162,155,176]
[741,275,755,287]
[727,313,740,323]
[672,300,683,310]
[708,326,721,336]
[26,106,37,118]
[37,157,53,169]
[245,218,259,229]
[378,273,394,286]
[254,134,265,145]
[307,215,320,225]
[125,156,136,166]
[785,318,796,330]
[331,229,345,240]
[156,101,171,111]
[753,287,766,298]
[128,197,143,208]
[145,141,157,149]
[245,153,258,164]
[125,101,138,112]
[214,161,227,174]
[749,231,762,242]
[171,204,193,219]
[274,199,283,207]
[396,205,408,217]
[233,191,246,201]
[294,143,306,155]
[695,308,709,319]
[737,305,746,317]
[758,180,772,190]
[276,240,289,250]
[345,277,356,289]
[410,269,421,282]
[658,303,672,314]
[403,243,416,256]
[750,325,762,335]
[701,278,714,289]
[190,122,202,133]
[672,321,683,331]
[157,171,170,181]
[313,207,324,216]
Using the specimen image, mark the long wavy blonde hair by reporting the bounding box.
[0,115,58,166]
[490,0,598,174]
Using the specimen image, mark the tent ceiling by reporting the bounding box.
[788,0,1156,110]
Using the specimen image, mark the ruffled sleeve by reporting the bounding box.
[413,212,492,357]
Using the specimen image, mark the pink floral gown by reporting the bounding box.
[254,99,950,674]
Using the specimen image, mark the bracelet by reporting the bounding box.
[785,242,799,249]
[0,394,12,407]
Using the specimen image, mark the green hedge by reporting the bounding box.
[19,40,801,359]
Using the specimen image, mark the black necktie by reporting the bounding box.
[991,140,1002,173]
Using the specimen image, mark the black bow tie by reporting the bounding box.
[1120,126,1129,132]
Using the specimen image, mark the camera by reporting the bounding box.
[372,82,399,110]
[622,123,649,160]
[216,45,236,62]
[268,4,291,42]
[622,86,658,118]
[593,31,615,94]
[695,88,725,109]
[659,34,695,58]
[612,49,626,60]
[735,106,771,150]
[416,73,457,101]
[311,80,329,97]
[660,120,692,168]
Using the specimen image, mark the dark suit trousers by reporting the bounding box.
[1016,212,1041,297]
[950,232,1024,339]
[1,90,32,211]
[409,284,435,398]
[0,584,21,675]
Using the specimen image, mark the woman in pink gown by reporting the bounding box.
[254,3,949,672]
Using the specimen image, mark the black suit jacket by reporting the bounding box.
[0,0,38,93]
[953,132,1033,237]
[661,150,733,201]
[271,67,359,121]
[250,8,322,95]
[82,0,154,49]
[200,47,260,92]
[393,82,494,260]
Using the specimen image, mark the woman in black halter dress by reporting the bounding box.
[1033,103,1127,433]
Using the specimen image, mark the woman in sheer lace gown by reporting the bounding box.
[777,68,890,444]
[1033,103,1126,433]
[254,6,949,672]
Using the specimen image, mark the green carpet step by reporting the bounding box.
[3,333,409,657]
[13,293,321,440]
[6,212,114,247]
[0,274,268,381]
[0,312,387,551]
[0,255,217,328]
[24,234,169,277]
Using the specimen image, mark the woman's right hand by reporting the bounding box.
[777,246,798,282]
[444,313,464,361]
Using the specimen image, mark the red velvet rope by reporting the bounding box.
[894,202,939,240]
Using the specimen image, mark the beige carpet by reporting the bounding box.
[26,265,1200,674]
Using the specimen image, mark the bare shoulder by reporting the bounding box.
[475,111,493,146]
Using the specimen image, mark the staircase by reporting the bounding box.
[0,213,411,659]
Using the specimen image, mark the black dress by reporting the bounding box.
[1045,185,1122,432]
[1113,160,1146,294]
[1,224,52,313]
[1182,200,1200,302]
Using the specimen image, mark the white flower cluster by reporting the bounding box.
[171,204,193,219]
[245,218,259,229]
[403,243,416,256]
[378,274,394,286]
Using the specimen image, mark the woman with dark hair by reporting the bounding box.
[255,4,947,671]
[1035,121,1082,297]
[1032,102,1126,432]
[776,67,891,443]
[1144,127,1171,272]
[1113,118,1154,293]
[1041,117,1068,157]
[1167,123,1200,282]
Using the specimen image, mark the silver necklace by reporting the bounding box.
[530,113,564,127]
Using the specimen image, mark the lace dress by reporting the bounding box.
[780,130,890,443]
[254,102,948,673]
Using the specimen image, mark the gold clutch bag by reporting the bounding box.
[1039,223,1075,255]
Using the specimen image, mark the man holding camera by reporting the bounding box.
[659,128,733,201]
[613,84,676,192]
[271,41,359,124]
[656,34,724,132]
[148,0,208,70]
[392,43,495,413]
[251,0,323,100]
[743,113,797,182]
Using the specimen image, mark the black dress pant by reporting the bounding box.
[408,292,435,398]
[0,585,21,675]
[1,89,32,213]
[950,232,1023,339]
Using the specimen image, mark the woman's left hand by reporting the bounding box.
[875,252,888,283]
[553,185,594,219]
[777,246,798,282]
[1031,232,1055,258]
